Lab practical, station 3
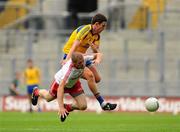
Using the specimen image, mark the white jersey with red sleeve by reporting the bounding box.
[54,55,94,88]
[54,59,83,88]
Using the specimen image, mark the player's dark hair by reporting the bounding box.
[91,13,107,24]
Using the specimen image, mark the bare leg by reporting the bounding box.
[82,67,99,95]
[71,93,87,111]
[88,65,101,83]
[60,93,87,122]
[39,89,55,102]
[82,67,117,110]
[28,94,33,112]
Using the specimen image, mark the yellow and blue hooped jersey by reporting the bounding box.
[63,24,100,54]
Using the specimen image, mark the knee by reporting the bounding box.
[85,72,95,81]
[46,96,54,102]
[95,77,101,83]
[78,104,87,111]
[46,98,51,102]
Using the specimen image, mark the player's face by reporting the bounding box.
[94,22,107,34]
[27,61,33,68]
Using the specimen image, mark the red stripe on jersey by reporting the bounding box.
[49,80,59,97]
[63,63,74,82]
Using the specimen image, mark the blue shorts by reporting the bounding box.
[63,54,93,67]
[27,85,38,94]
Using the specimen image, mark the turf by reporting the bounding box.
[0,112,180,132]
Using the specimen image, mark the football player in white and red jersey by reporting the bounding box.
[31,52,101,122]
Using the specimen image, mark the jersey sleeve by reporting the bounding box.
[54,61,72,84]
[76,25,91,41]
[62,66,72,82]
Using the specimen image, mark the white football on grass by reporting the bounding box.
[145,97,159,112]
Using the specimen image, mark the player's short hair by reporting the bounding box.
[71,52,84,63]
[91,13,107,24]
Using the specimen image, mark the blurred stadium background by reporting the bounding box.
[0,0,180,118]
[0,0,180,132]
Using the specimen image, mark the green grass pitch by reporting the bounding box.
[0,112,180,132]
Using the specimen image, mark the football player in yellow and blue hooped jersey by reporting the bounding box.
[24,59,41,112]
[62,13,117,111]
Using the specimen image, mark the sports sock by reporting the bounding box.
[65,104,73,112]
[34,89,39,96]
[95,93,104,105]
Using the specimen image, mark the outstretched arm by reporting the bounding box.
[91,43,100,53]
[93,52,103,65]
[57,80,68,117]
[90,42,103,64]
[62,40,81,65]
[84,53,103,65]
